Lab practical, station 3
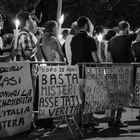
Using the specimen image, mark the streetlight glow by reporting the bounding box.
[59,14,64,24]
[14,19,20,29]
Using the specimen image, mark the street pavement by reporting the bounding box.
[1,108,140,140]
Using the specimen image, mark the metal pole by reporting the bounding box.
[56,0,62,37]
[57,0,62,23]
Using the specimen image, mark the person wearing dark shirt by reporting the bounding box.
[132,28,140,120]
[107,21,136,128]
[71,16,100,131]
[132,28,140,62]
[107,21,136,63]
[71,17,100,65]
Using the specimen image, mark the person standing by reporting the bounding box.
[71,16,100,65]
[36,20,64,62]
[107,20,136,128]
[132,28,140,120]
[35,20,64,130]
[13,11,37,61]
[65,21,78,65]
[71,16,100,131]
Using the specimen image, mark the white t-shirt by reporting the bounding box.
[65,35,74,65]
[0,36,3,49]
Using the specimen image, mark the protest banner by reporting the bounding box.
[133,67,140,107]
[0,62,33,137]
[84,64,133,113]
[38,65,82,119]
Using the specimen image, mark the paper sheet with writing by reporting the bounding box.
[84,65,133,113]
[38,65,82,119]
[0,62,33,137]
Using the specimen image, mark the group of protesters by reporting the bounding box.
[0,9,140,133]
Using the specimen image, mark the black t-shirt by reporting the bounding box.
[71,31,97,65]
[132,41,140,62]
[108,34,136,63]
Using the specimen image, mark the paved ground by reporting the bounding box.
[1,108,140,140]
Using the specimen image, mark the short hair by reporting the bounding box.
[105,29,116,41]
[118,21,130,31]
[77,16,90,29]
[62,29,69,37]
[44,20,57,33]
[17,12,30,28]
[95,26,105,35]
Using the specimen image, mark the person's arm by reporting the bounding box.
[91,51,100,63]
[106,52,112,62]
[106,41,112,62]
[91,37,100,63]
[65,36,72,65]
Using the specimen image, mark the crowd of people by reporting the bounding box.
[0,10,140,133]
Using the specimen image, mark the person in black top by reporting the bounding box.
[132,28,140,62]
[71,17,100,65]
[107,21,136,128]
[71,16,100,131]
[132,28,140,120]
[107,21,136,63]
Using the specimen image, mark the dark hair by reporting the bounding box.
[118,21,130,31]
[77,16,90,30]
[17,12,30,28]
[62,29,69,37]
[105,29,116,41]
[95,26,105,35]
[44,20,57,33]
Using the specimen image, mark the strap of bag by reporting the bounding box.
[40,38,48,61]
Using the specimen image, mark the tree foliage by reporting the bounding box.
[1,0,140,33]
[0,0,40,17]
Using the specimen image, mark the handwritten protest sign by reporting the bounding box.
[0,62,33,137]
[133,67,140,107]
[84,64,133,113]
[38,65,81,119]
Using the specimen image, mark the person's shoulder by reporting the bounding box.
[51,36,58,41]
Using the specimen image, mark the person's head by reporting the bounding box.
[17,11,34,30]
[44,20,58,36]
[118,20,130,35]
[70,21,78,35]
[95,26,105,35]
[77,16,92,32]
[61,29,69,39]
[104,29,116,41]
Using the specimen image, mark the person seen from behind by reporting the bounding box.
[71,16,100,131]
[107,20,136,128]
[12,11,37,61]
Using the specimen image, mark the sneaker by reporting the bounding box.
[114,120,128,128]
[108,118,115,127]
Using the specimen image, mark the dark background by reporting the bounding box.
[1,0,140,34]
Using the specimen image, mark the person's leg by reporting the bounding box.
[116,108,123,121]
[108,109,116,127]
[136,109,140,120]
[114,108,128,128]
